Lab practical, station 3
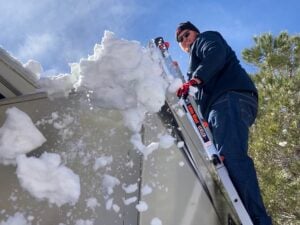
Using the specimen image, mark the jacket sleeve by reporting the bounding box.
[192,33,227,84]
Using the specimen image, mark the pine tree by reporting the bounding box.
[243,32,300,225]
[243,32,300,77]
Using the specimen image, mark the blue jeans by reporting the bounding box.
[207,91,272,225]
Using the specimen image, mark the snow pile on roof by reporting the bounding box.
[23,60,43,81]
[39,31,168,133]
[78,31,167,113]
[0,47,39,83]
[0,107,46,165]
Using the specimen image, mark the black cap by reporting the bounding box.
[176,21,200,42]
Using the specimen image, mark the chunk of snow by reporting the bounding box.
[105,198,113,210]
[86,197,100,211]
[151,217,162,225]
[93,156,113,171]
[102,174,120,195]
[0,107,46,165]
[135,201,148,212]
[112,204,120,213]
[0,212,30,225]
[141,184,153,196]
[79,31,167,113]
[143,142,160,159]
[179,161,185,167]
[122,183,138,193]
[23,59,43,80]
[39,72,79,99]
[159,134,175,149]
[130,133,160,159]
[16,152,80,207]
[74,219,94,225]
[177,141,184,148]
[123,196,138,205]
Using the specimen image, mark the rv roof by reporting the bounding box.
[0,47,39,98]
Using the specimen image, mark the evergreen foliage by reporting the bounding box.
[243,31,300,77]
[243,32,300,225]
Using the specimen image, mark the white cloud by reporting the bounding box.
[17,33,57,61]
[1,0,142,73]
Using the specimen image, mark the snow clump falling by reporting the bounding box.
[16,152,80,207]
[0,107,46,165]
[0,212,30,225]
[151,217,162,225]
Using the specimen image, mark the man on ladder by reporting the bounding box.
[175,21,272,225]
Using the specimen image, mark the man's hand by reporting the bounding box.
[176,78,201,98]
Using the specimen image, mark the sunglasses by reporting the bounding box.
[178,31,190,43]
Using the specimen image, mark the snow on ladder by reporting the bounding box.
[151,37,254,225]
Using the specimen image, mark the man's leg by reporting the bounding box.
[207,91,272,225]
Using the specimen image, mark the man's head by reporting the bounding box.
[176,21,200,53]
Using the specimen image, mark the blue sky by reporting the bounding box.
[0,0,299,75]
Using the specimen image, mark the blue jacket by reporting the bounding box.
[187,31,257,116]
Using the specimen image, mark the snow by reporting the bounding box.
[159,134,175,149]
[179,161,185,167]
[52,114,74,129]
[102,174,120,196]
[93,155,113,171]
[39,31,168,133]
[104,198,120,213]
[78,31,166,113]
[130,132,176,159]
[112,204,120,213]
[177,141,185,148]
[36,30,173,161]
[0,107,46,165]
[123,196,138,205]
[122,183,138,193]
[105,198,113,210]
[151,217,163,225]
[143,142,160,160]
[141,184,153,196]
[35,111,74,140]
[23,60,42,81]
[86,197,100,211]
[16,152,80,207]
[74,219,94,225]
[0,31,181,223]
[0,212,30,225]
[135,201,148,212]
[39,72,80,99]
[122,107,147,132]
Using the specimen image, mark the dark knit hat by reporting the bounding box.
[176,21,200,42]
